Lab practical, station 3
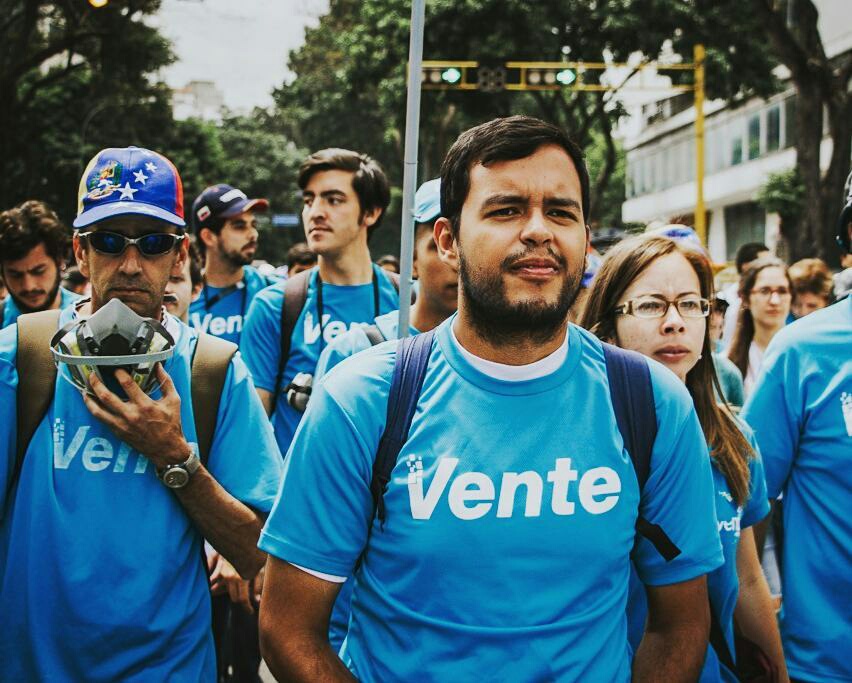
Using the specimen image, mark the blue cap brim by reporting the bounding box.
[73,202,186,229]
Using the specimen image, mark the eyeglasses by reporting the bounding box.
[77,231,185,257]
[751,286,791,299]
[614,296,711,319]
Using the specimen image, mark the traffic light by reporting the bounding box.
[505,63,578,90]
[476,66,507,93]
[421,62,478,90]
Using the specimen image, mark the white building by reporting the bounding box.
[621,1,851,262]
[172,80,225,121]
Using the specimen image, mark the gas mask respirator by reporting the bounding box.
[50,298,176,399]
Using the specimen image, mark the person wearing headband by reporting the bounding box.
[0,146,283,681]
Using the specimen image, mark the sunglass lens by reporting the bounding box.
[89,232,127,254]
[138,234,176,255]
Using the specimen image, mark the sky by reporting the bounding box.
[151,0,328,111]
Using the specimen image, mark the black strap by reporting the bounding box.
[602,343,681,562]
[273,270,311,413]
[363,324,386,346]
[202,279,246,312]
[370,329,434,528]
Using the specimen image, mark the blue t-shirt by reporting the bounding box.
[314,309,419,652]
[0,309,283,682]
[188,265,272,345]
[1,286,81,328]
[627,427,769,682]
[742,296,852,682]
[259,318,723,681]
[241,265,400,455]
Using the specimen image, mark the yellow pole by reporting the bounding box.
[694,44,706,244]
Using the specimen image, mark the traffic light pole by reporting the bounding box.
[397,0,426,338]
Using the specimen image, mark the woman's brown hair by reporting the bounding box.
[578,235,753,505]
[726,256,791,379]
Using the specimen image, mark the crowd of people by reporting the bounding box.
[0,116,849,683]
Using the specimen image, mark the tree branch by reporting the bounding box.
[749,0,813,83]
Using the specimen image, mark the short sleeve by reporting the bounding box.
[741,360,798,500]
[206,353,283,513]
[742,448,770,529]
[258,348,394,576]
[314,327,371,382]
[633,364,724,586]
[241,284,284,392]
[0,325,19,517]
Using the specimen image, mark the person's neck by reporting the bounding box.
[452,302,568,365]
[317,243,374,285]
[752,321,782,350]
[204,253,244,288]
[47,288,62,310]
[409,299,452,333]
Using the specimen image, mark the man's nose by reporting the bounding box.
[118,245,144,274]
[520,209,553,244]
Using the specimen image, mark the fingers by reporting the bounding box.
[155,364,177,399]
[113,368,149,404]
[81,391,123,433]
[87,372,127,415]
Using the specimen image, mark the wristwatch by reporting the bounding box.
[157,450,201,489]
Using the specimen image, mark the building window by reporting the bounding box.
[730,119,744,166]
[784,95,796,148]
[724,201,766,260]
[766,105,780,153]
[748,113,761,160]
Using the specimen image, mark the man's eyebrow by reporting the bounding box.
[319,189,346,199]
[480,194,528,210]
[544,197,582,212]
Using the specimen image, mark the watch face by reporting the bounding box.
[163,467,189,489]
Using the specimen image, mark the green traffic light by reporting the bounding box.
[441,68,462,84]
[556,69,576,85]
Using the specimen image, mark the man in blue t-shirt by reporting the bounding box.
[188,184,274,345]
[742,188,852,683]
[0,146,283,682]
[257,117,723,682]
[242,148,400,455]
[0,200,81,328]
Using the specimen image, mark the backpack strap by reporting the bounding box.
[602,343,681,562]
[191,333,237,466]
[370,329,434,528]
[11,309,61,498]
[363,323,386,346]
[273,270,311,413]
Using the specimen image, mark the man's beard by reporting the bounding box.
[458,247,582,346]
[11,273,62,314]
[221,244,254,269]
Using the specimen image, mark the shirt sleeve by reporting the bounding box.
[314,327,371,382]
[632,363,724,586]
[241,284,284,393]
[205,353,284,513]
[741,354,799,500]
[258,348,394,576]
[742,447,770,529]
[0,325,18,519]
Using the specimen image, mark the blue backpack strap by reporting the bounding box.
[370,329,435,529]
[603,343,681,562]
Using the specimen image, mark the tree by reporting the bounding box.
[750,0,851,264]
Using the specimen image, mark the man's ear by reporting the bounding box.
[362,207,383,230]
[198,227,217,250]
[434,217,459,272]
[73,234,90,279]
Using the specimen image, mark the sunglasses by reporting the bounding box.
[77,231,185,257]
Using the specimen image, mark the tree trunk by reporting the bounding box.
[791,82,824,262]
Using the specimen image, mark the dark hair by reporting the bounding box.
[727,256,791,379]
[287,242,317,269]
[735,242,769,274]
[788,257,833,301]
[440,116,591,236]
[0,200,71,264]
[298,148,390,233]
[187,239,203,287]
[579,234,753,506]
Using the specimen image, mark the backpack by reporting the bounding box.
[370,330,740,671]
[271,268,406,412]
[9,309,236,501]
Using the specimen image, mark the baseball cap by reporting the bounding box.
[191,184,269,233]
[74,147,185,229]
[413,178,441,224]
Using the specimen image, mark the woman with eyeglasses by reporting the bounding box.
[579,234,787,683]
[726,257,792,397]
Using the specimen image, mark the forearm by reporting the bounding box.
[174,466,266,579]
[261,631,356,683]
[735,570,789,681]
[632,624,708,683]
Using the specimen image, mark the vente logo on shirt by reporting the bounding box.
[190,312,243,337]
[52,419,198,474]
[405,455,623,521]
[303,311,370,345]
